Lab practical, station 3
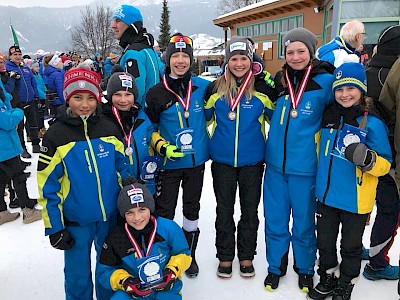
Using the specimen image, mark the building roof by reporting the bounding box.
[213,0,323,28]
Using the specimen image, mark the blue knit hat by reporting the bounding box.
[112,4,143,26]
[332,62,367,95]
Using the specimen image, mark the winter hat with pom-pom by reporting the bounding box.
[63,67,102,102]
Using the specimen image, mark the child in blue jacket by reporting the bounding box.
[37,67,130,300]
[308,63,392,300]
[97,179,191,299]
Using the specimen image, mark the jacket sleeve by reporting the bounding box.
[121,50,146,107]
[0,103,23,131]
[55,71,65,102]
[379,58,400,184]
[37,131,66,236]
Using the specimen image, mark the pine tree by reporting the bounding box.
[158,0,171,52]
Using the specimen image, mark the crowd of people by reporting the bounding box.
[0,3,400,300]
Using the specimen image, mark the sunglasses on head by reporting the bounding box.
[170,35,193,47]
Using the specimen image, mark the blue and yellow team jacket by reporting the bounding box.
[146,75,210,170]
[205,80,274,168]
[37,106,129,236]
[265,60,336,175]
[316,106,392,214]
[97,217,191,297]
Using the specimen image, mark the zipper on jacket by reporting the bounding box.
[234,103,240,168]
[322,124,342,204]
[83,118,107,221]
[282,95,291,173]
[132,139,141,177]
[185,117,196,167]
[84,150,93,173]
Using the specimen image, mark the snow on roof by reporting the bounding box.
[215,0,279,19]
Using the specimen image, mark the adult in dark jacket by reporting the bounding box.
[363,24,400,281]
[5,45,40,153]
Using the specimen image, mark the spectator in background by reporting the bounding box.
[362,24,400,282]
[0,70,41,225]
[111,4,162,108]
[316,19,365,67]
[30,60,47,138]
[104,50,119,78]
[379,56,400,298]
[93,52,105,78]
[5,45,40,154]
[43,53,65,116]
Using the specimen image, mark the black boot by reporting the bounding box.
[307,272,338,299]
[332,281,354,300]
[183,228,200,278]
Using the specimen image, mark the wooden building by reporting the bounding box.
[213,0,400,75]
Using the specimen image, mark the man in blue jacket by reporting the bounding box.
[5,45,40,153]
[111,4,162,109]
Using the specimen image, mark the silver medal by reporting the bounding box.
[125,147,133,156]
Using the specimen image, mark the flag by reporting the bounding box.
[10,22,19,47]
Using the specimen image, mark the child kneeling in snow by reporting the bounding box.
[97,179,192,300]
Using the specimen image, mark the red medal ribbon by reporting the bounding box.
[285,65,312,110]
[229,70,253,111]
[111,106,133,148]
[162,75,193,112]
[125,215,157,258]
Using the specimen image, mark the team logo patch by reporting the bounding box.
[336,70,342,79]
[284,39,291,47]
[230,42,246,52]
[114,6,125,19]
[175,41,187,49]
[130,194,144,204]
[79,81,86,88]
[98,144,104,152]
[127,188,143,196]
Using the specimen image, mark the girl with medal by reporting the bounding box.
[263,28,336,292]
[308,63,392,300]
[145,33,210,278]
[98,179,192,300]
[204,36,274,278]
[102,71,156,194]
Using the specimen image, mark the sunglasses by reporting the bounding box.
[170,35,193,47]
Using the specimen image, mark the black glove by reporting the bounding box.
[8,71,20,80]
[155,269,177,292]
[345,143,376,172]
[49,229,75,250]
[122,277,151,298]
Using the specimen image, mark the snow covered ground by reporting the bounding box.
[1,143,399,300]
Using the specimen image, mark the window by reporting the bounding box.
[281,19,289,32]
[273,21,280,33]
[247,26,253,37]
[260,23,266,35]
[266,22,273,34]
[253,24,260,36]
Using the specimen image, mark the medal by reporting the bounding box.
[228,111,236,120]
[228,70,253,122]
[125,146,133,156]
[112,106,134,156]
[290,109,298,118]
[285,65,312,119]
[163,76,192,120]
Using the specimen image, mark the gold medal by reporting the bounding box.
[184,110,190,118]
[290,109,298,118]
[228,111,236,120]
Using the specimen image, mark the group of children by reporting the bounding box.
[0,26,394,300]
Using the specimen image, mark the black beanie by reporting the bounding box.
[106,72,138,101]
[118,182,155,217]
[377,25,400,56]
[165,33,194,67]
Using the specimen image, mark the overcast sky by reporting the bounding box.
[0,0,94,8]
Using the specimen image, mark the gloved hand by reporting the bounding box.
[163,144,184,160]
[155,269,177,292]
[122,277,151,298]
[9,71,20,80]
[345,143,376,172]
[49,229,75,250]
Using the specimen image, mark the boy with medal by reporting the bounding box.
[102,71,157,194]
[97,179,192,300]
[308,62,392,299]
[145,33,210,278]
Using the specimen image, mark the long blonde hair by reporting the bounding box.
[213,67,256,102]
